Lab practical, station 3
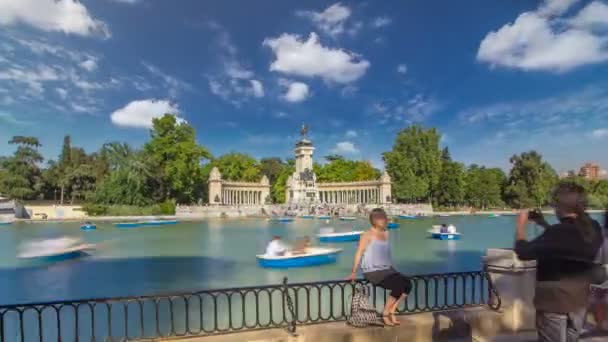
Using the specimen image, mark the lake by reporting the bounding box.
[0,213,600,305]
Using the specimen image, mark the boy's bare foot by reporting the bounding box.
[390,313,401,325]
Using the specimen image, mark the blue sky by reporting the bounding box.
[1,0,608,173]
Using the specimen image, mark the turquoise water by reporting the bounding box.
[0,214,602,305]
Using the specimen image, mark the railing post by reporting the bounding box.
[282,277,297,336]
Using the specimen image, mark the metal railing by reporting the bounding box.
[0,270,500,341]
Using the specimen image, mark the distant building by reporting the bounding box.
[579,162,601,180]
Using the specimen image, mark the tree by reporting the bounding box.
[0,136,44,200]
[435,160,466,208]
[324,154,345,162]
[271,159,295,203]
[504,151,558,208]
[315,159,380,182]
[144,114,212,204]
[465,165,506,209]
[383,125,442,202]
[260,157,285,185]
[208,152,261,182]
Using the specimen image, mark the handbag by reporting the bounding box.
[347,283,383,327]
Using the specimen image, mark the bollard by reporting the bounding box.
[483,248,537,332]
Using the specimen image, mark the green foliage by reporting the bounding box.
[0,136,44,199]
[82,200,176,216]
[504,151,558,208]
[464,165,506,209]
[383,125,442,202]
[144,114,212,204]
[315,159,380,182]
[435,160,466,208]
[208,152,261,182]
[271,160,295,203]
[260,157,284,184]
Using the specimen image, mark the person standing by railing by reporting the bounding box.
[347,208,412,326]
[514,183,603,342]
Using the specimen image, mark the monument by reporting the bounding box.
[285,125,392,205]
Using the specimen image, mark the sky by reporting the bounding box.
[1,0,608,173]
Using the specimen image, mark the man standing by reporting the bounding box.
[514,183,603,342]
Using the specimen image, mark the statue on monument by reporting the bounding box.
[300,124,308,139]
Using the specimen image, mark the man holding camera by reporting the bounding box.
[514,183,603,342]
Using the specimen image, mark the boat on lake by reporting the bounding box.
[339,216,357,221]
[0,220,13,225]
[428,225,461,240]
[317,230,363,242]
[139,220,178,226]
[268,217,294,223]
[300,215,314,219]
[488,214,501,218]
[316,215,331,219]
[256,247,342,268]
[115,220,178,228]
[80,223,96,230]
[18,237,94,262]
[398,215,417,219]
[387,222,400,229]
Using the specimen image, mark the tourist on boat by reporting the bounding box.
[589,212,608,331]
[292,236,312,255]
[265,236,287,257]
[447,224,456,234]
[514,183,603,342]
[347,208,412,326]
[440,224,448,233]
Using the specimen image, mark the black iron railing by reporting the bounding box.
[0,270,500,341]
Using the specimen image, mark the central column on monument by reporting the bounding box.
[288,125,319,204]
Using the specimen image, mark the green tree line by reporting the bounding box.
[1,117,606,210]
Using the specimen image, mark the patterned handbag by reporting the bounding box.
[347,283,383,327]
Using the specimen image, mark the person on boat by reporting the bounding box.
[292,236,312,255]
[447,224,456,234]
[514,183,603,342]
[265,236,287,257]
[347,208,412,326]
[440,224,448,233]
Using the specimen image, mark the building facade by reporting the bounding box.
[579,162,601,180]
[285,133,392,205]
[208,166,271,205]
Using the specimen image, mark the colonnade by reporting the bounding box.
[318,188,381,204]
[221,189,264,205]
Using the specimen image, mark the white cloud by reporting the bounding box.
[397,64,407,74]
[477,0,608,72]
[374,94,441,124]
[345,130,358,138]
[570,1,608,29]
[142,62,189,97]
[56,88,68,99]
[111,99,180,128]
[79,59,97,72]
[110,0,140,4]
[537,0,579,16]
[591,128,608,139]
[274,111,288,118]
[372,17,392,28]
[460,86,608,126]
[297,3,351,37]
[250,79,264,98]
[0,65,62,95]
[331,141,359,154]
[0,0,109,38]
[264,32,370,83]
[282,81,310,103]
